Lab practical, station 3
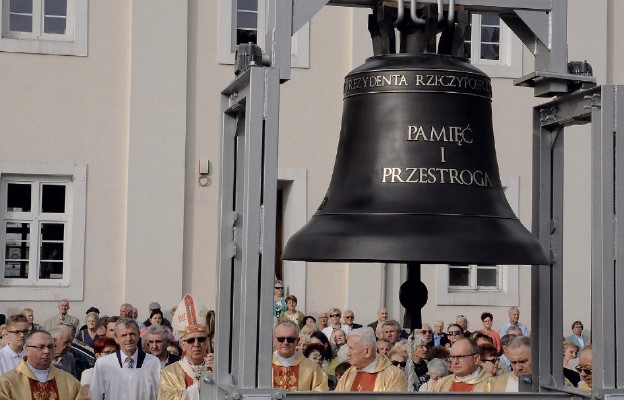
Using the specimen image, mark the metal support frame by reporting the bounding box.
[205,1,617,399]
[533,86,624,398]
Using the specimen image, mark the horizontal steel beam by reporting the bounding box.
[327,0,554,12]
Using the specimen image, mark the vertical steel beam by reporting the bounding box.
[591,85,624,395]
[215,66,281,393]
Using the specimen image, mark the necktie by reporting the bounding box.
[125,357,134,369]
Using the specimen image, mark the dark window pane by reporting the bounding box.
[7,183,31,212]
[10,0,33,14]
[237,10,257,29]
[41,223,64,241]
[39,261,63,279]
[237,29,257,45]
[41,184,66,213]
[449,267,470,286]
[40,242,63,261]
[44,16,67,34]
[481,43,500,60]
[5,261,28,278]
[481,26,500,43]
[9,14,32,32]
[482,14,500,26]
[44,0,67,16]
[477,268,498,287]
[237,0,257,11]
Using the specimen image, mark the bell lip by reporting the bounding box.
[282,214,550,266]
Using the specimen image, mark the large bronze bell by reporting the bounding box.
[282,53,549,265]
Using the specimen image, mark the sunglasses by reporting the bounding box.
[391,360,407,368]
[447,331,462,336]
[421,330,433,334]
[575,366,592,374]
[276,336,297,344]
[275,286,284,289]
[182,336,208,345]
[330,314,341,318]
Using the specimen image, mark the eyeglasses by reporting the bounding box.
[310,354,323,360]
[182,336,208,345]
[391,360,407,367]
[27,344,55,351]
[330,314,341,318]
[447,331,462,336]
[421,330,433,334]
[275,336,297,344]
[344,316,354,319]
[482,358,499,364]
[274,286,284,289]
[7,329,30,336]
[510,359,530,366]
[448,353,477,362]
[575,366,592,374]
[100,349,116,355]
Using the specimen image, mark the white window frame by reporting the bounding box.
[0,161,86,300]
[218,0,310,68]
[0,0,88,56]
[435,176,520,306]
[466,14,522,79]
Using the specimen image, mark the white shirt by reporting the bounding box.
[322,324,351,339]
[89,350,160,400]
[0,345,25,375]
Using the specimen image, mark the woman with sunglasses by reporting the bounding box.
[446,324,464,348]
[273,281,286,321]
[562,341,580,387]
[479,343,499,377]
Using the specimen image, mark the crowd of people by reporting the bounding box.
[0,296,215,399]
[0,284,594,398]
[272,281,594,393]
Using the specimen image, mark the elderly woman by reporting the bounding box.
[329,328,347,356]
[418,358,449,392]
[278,294,305,328]
[388,345,408,371]
[75,311,100,346]
[563,340,581,387]
[409,334,429,390]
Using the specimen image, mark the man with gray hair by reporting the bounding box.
[50,324,76,378]
[381,320,402,345]
[144,324,179,368]
[336,327,407,392]
[89,317,160,399]
[272,320,328,392]
[498,307,529,337]
[491,336,531,392]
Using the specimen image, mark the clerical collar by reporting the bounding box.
[26,360,50,382]
[274,351,297,367]
[358,355,378,372]
[455,367,481,382]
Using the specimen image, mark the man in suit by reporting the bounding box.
[367,307,388,333]
[144,324,179,368]
[44,299,80,331]
[565,321,590,351]
[343,310,362,330]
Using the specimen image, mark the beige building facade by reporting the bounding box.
[0,0,622,337]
